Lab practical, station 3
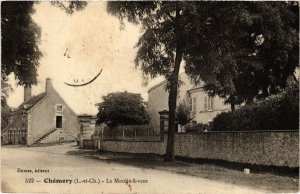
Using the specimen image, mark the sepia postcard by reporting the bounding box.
[1,1,299,194]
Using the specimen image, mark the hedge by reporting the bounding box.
[185,122,209,133]
[211,85,299,131]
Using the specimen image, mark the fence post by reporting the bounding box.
[134,129,136,140]
[13,129,15,144]
[122,128,125,139]
[147,128,149,140]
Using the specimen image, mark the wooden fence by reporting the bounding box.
[2,128,27,145]
[93,125,161,141]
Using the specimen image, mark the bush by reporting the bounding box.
[176,101,193,125]
[185,122,209,133]
[211,85,299,131]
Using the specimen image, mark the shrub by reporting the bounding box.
[176,101,193,125]
[211,85,299,131]
[185,122,209,133]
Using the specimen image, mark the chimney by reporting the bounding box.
[45,78,53,93]
[24,85,32,102]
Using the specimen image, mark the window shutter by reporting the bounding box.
[208,97,211,110]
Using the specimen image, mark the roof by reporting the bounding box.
[78,114,94,118]
[1,92,47,134]
[147,72,205,93]
[147,72,187,93]
[187,85,203,92]
[147,80,167,93]
[1,93,46,134]
[18,92,46,111]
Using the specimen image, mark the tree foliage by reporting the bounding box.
[1,80,13,130]
[1,1,42,86]
[106,1,298,161]
[96,92,150,127]
[50,1,88,14]
[184,2,299,106]
[1,1,87,86]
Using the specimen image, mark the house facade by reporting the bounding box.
[1,78,79,145]
[148,73,230,133]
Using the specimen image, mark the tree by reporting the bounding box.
[107,2,299,160]
[1,80,13,129]
[1,1,42,86]
[1,1,87,86]
[184,2,299,109]
[96,91,150,127]
[107,2,212,161]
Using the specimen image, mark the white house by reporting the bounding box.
[147,72,230,133]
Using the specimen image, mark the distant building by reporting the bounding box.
[147,73,230,133]
[1,78,79,145]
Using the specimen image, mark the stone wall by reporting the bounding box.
[101,140,166,155]
[40,129,75,144]
[100,130,299,167]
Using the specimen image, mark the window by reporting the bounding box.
[204,96,208,110]
[204,96,213,111]
[56,105,63,112]
[193,97,197,112]
[208,97,213,110]
[189,97,197,112]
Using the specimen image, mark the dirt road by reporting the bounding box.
[1,143,268,194]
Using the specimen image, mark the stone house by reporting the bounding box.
[147,72,230,133]
[1,78,79,145]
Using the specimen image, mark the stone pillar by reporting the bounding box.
[158,110,169,142]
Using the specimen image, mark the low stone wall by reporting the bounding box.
[101,130,299,167]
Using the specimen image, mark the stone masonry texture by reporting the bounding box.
[101,131,299,167]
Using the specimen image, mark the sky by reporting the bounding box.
[6,2,169,115]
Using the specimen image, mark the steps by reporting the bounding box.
[34,128,57,144]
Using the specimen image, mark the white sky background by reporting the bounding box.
[6,2,171,115]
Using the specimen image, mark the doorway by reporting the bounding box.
[56,116,62,128]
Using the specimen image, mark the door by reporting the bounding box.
[56,116,62,128]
